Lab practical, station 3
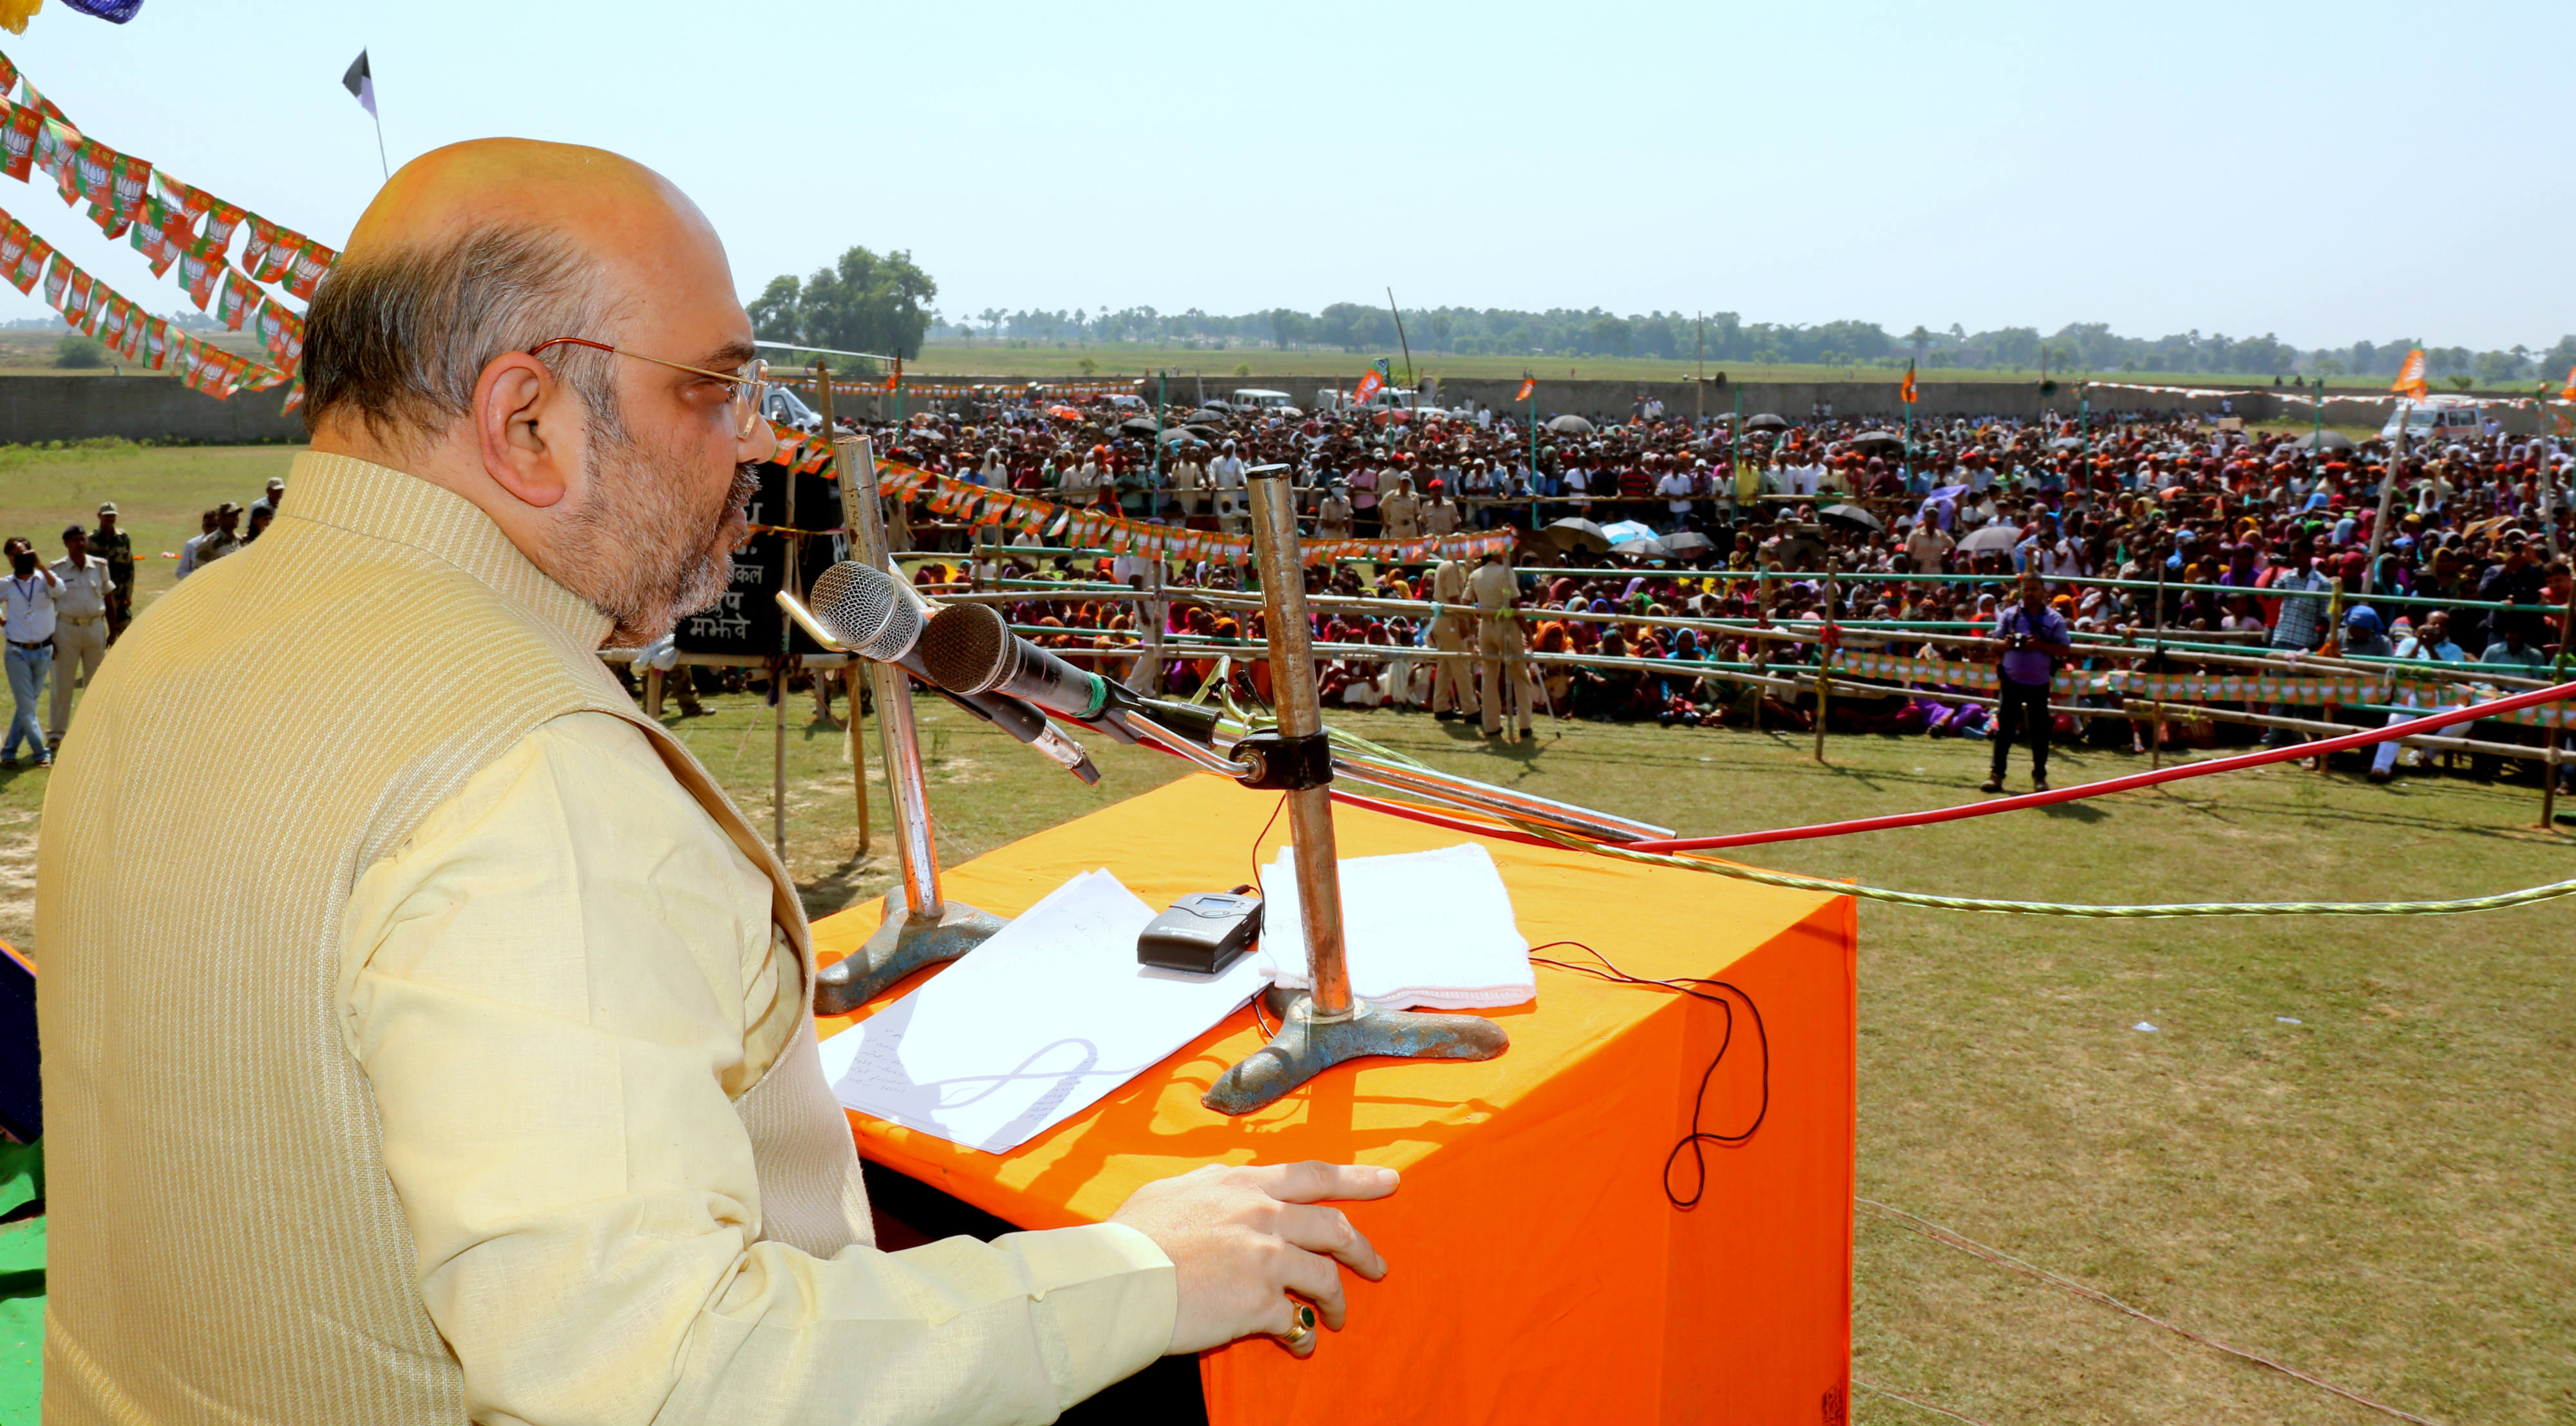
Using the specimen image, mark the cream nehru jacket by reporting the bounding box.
[37,453,1170,1425]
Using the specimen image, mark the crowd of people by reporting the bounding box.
[848,390,2575,789]
[0,474,283,771]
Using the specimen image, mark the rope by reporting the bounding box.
[1542,821,2576,919]
[1144,695,2576,918]
[1850,1376,1996,1426]
[1858,1197,2443,1425]
[1629,675,2576,854]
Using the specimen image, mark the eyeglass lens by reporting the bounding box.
[738,359,770,437]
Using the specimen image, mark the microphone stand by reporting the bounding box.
[811,434,1007,1015]
[1202,466,1508,1115]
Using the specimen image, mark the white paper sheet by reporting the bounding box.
[819,869,1269,1154]
[1256,843,1534,1010]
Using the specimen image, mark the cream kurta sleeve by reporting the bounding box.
[341,711,1175,1425]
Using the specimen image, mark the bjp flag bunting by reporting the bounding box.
[1900,362,1918,404]
[1515,375,1535,402]
[1354,362,1386,407]
[2391,348,2429,399]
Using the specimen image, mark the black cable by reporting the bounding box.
[1525,939,1769,1210]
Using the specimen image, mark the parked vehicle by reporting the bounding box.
[2381,399,2482,444]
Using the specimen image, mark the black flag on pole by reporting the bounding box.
[342,51,377,117]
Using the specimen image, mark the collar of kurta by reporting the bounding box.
[274,451,617,651]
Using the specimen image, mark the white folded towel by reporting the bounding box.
[1255,843,1534,1010]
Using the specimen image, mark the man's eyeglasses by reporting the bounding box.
[527,337,770,439]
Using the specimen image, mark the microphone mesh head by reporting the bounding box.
[918,603,1014,695]
[807,561,920,659]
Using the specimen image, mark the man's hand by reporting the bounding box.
[1109,1161,1398,1358]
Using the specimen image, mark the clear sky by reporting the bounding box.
[5,1,2571,351]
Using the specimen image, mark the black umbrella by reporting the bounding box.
[1611,535,1672,560]
[1662,530,1716,557]
[1545,517,1610,553]
[1158,428,1206,446]
[1745,413,1790,431]
[1120,417,1160,436]
[1547,414,1596,435]
[1820,503,1884,533]
[1848,430,1904,451]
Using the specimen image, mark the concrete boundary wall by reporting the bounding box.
[0,375,305,445]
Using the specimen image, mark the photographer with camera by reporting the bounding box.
[1982,572,2075,794]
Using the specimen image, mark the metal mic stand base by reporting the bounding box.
[812,900,1008,1015]
[1202,988,1510,1116]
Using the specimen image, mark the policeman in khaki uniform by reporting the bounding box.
[1314,482,1354,541]
[48,524,114,747]
[1428,555,1480,722]
[1377,476,1423,542]
[90,502,135,639]
[1469,544,1537,741]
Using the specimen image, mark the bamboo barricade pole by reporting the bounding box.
[1754,559,1774,733]
[2546,576,2576,829]
[2151,560,2168,769]
[1814,558,1835,763]
[813,363,869,855]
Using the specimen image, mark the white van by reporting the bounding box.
[2382,399,2482,444]
[1231,388,1298,415]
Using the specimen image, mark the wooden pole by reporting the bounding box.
[813,359,871,856]
[1813,558,1835,763]
[2543,577,2576,829]
[2150,559,2168,769]
[849,664,869,854]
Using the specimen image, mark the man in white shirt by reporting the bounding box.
[1654,464,1696,530]
[175,507,217,579]
[48,523,114,749]
[1171,450,1205,520]
[1903,517,1953,574]
[1209,441,1249,533]
[2,539,60,768]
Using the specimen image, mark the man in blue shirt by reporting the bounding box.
[1982,573,2074,793]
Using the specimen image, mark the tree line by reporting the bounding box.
[928,303,2576,386]
[734,245,2574,387]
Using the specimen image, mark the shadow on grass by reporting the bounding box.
[798,845,886,924]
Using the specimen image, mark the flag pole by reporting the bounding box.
[370,108,388,181]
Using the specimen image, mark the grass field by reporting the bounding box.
[535,691,2575,1425]
[908,341,2439,394]
[0,441,2570,1421]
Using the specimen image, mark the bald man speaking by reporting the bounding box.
[35,140,1393,1425]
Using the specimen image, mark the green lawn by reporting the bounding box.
[0,440,2569,1421]
[653,686,2575,1425]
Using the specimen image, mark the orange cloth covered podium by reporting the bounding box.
[813,774,1857,1425]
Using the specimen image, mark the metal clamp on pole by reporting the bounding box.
[1202,464,1509,1116]
[812,433,1005,1015]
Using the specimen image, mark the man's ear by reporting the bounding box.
[475,352,576,509]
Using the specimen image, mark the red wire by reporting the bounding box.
[1629,677,2576,854]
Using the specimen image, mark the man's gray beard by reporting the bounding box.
[548,424,762,646]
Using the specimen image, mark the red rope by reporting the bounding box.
[1629,677,2576,854]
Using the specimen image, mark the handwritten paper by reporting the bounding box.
[819,869,1268,1154]
[1256,843,1533,1010]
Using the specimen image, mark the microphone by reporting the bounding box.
[916,602,1123,723]
[799,563,1100,783]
